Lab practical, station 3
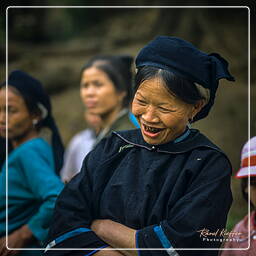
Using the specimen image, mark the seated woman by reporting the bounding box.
[0,70,64,256]
[60,55,137,182]
[45,36,235,256]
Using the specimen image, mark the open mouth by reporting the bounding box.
[142,124,164,137]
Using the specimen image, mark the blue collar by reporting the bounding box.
[173,127,191,144]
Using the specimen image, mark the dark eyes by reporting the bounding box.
[136,98,176,113]
[81,81,103,88]
[93,81,103,87]
[158,107,176,113]
[137,99,147,105]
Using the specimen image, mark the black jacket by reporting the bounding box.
[45,128,233,256]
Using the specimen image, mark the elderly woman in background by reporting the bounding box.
[60,55,137,182]
[45,36,235,256]
[0,70,64,256]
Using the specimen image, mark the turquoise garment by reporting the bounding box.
[0,138,64,245]
[128,112,140,128]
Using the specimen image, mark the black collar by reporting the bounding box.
[113,128,224,154]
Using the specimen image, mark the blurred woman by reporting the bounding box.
[80,55,137,143]
[0,70,64,256]
[60,55,137,182]
[221,137,256,256]
[60,111,102,182]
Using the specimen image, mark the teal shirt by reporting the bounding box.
[0,138,64,243]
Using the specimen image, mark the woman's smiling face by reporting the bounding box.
[132,77,197,145]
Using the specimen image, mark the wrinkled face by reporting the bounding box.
[80,67,125,116]
[132,77,197,145]
[0,87,36,140]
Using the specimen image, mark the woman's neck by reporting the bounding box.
[11,130,39,148]
[100,105,123,129]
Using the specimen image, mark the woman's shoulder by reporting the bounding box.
[72,129,95,141]
[11,137,52,159]
[86,129,137,159]
[82,129,139,171]
[93,129,140,155]
[187,129,232,167]
[22,137,51,150]
[68,129,95,147]
[111,112,136,131]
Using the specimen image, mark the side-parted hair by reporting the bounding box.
[134,66,205,105]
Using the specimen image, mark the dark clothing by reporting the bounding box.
[46,129,233,256]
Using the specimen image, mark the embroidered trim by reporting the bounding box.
[135,230,141,256]
[153,225,172,248]
[45,227,91,250]
[153,225,180,256]
[118,144,134,153]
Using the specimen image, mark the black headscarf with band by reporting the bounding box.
[0,70,64,174]
[135,36,235,122]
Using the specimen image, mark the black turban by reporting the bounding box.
[135,36,235,121]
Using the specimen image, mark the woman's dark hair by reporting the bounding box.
[9,86,43,130]
[81,55,133,107]
[134,66,205,105]
[241,177,256,210]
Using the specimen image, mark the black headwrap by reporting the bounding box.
[0,70,64,174]
[135,36,235,121]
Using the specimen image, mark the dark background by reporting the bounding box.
[1,0,255,231]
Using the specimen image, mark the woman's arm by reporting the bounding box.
[21,145,64,242]
[91,153,233,256]
[0,225,34,256]
[91,219,137,256]
[45,150,109,255]
[94,246,125,256]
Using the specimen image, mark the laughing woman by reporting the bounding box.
[0,70,64,256]
[45,36,235,256]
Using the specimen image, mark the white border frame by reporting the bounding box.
[5,5,251,252]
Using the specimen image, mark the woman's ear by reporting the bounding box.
[191,99,206,119]
[31,110,42,125]
[118,91,127,104]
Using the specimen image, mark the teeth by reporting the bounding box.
[144,125,162,133]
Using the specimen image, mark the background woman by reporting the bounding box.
[60,111,102,182]
[0,70,64,256]
[46,36,235,256]
[221,137,256,256]
[60,55,137,182]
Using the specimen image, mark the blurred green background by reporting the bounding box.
[1,0,255,231]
